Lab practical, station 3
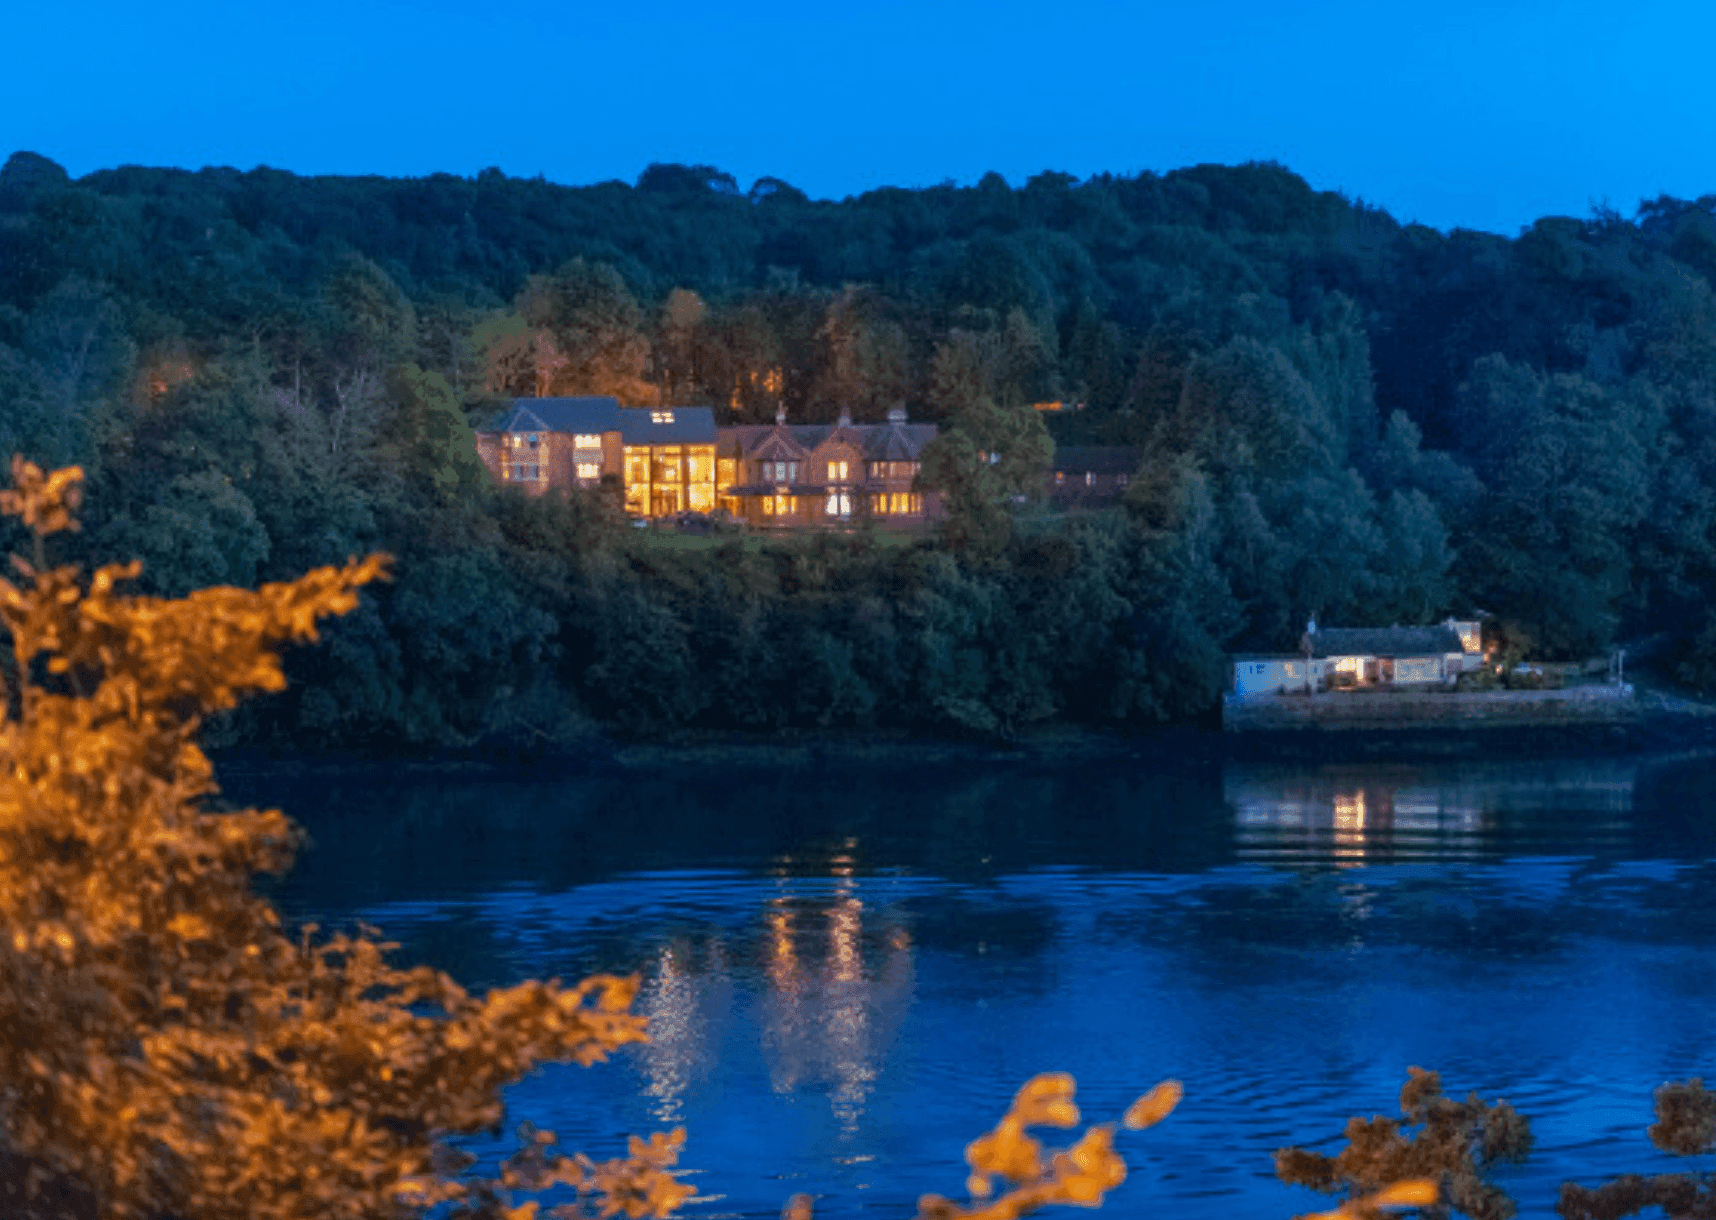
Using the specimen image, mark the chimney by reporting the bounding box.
[887,405,907,424]
[837,407,852,428]
[775,407,786,427]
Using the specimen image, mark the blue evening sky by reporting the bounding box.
[5,0,1712,236]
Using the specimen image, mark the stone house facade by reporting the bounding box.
[475,397,941,528]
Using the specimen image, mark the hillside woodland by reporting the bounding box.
[4,149,1716,747]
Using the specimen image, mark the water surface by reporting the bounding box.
[236,750,1716,1219]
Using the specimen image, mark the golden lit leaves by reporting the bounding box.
[911,1074,1175,1220]
[1122,1080,1182,1130]
[1301,1178,1439,1220]
[0,457,83,536]
[0,462,688,1220]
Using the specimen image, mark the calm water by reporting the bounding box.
[232,749,1716,1219]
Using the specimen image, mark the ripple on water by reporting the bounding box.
[263,753,1716,1220]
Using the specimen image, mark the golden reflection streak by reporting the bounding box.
[638,939,701,1127]
[757,841,916,1137]
[1332,790,1367,867]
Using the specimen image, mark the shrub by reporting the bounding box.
[0,460,687,1220]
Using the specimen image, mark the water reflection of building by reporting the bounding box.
[632,839,915,1136]
[1224,761,1636,866]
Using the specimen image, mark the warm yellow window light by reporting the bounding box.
[576,463,600,479]
[574,433,601,448]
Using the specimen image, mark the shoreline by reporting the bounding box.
[207,697,1716,783]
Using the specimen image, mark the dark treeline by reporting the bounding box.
[4,148,1716,749]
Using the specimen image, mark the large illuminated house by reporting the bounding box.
[475,397,942,528]
[475,397,720,518]
[717,405,939,528]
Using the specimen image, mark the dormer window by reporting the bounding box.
[651,410,675,424]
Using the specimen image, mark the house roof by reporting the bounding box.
[863,422,937,460]
[1052,446,1141,476]
[615,406,717,445]
[479,398,717,445]
[722,421,937,460]
[485,397,626,435]
[1305,626,1464,658]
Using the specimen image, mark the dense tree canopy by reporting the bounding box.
[3,147,1715,745]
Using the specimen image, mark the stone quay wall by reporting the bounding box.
[1222,686,1640,733]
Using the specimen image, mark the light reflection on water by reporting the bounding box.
[1226,759,1637,865]
[251,750,1716,1220]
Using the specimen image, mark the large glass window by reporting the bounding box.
[576,463,600,479]
[827,459,849,482]
[825,491,851,517]
[574,433,601,448]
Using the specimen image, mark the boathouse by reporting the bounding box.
[1302,622,1477,688]
[1230,619,1485,696]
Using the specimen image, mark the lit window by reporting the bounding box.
[1085,471,1095,486]
[574,433,601,448]
[826,491,851,517]
[651,410,675,424]
[718,458,735,486]
[828,459,848,482]
[1055,471,1065,484]
[576,463,600,479]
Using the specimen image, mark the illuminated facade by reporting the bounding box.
[717,405,939,529]
[1229,621,1484,696]
[474,397,717,519]
[476,398,938,527]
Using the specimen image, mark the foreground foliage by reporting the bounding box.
[0,460,686,1220]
